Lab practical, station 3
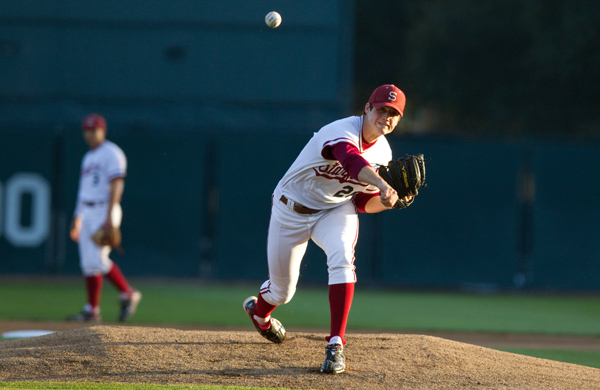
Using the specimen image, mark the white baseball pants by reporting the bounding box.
[261,188,358,306]
[78,203,122,276]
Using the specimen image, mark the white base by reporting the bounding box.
[2,330,55,339]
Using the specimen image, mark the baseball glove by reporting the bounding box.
[91,225,122,249]
[378,154,428,209]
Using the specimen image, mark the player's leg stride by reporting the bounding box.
[320,336,346,374]
[119,289,142,322]
[243,296,286,343]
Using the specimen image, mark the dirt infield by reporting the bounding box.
[2,319,600,350]
[1,323,599,389]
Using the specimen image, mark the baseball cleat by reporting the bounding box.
[243,296,286,344]
[320,343,346,374]
[119,289,142,322]
[66,310,101,322]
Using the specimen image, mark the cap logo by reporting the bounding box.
[389,91,397,101]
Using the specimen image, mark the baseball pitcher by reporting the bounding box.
[243,85,427,374]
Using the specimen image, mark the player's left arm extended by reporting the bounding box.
[105,177,124,227]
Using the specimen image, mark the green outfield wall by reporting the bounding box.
[0,0,353,136]
[1,1,598,291]
[1,131,599,292]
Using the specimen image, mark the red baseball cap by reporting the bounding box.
[368,84,406,117]
[81,113,107,132]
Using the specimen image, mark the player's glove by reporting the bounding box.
[378,154,428,209]
[91,225,123,250]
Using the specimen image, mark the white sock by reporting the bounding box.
[253,315,270,326]
[84,303,100,315]
[329,335,342,345]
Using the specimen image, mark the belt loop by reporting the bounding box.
[279,195,292,212]
[285,196,294,212]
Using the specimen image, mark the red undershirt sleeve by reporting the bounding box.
[323,142,370,181]
[353,192,379,213]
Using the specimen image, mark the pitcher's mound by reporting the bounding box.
[0,325,598,390]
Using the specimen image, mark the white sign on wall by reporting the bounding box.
[0,173,50,247]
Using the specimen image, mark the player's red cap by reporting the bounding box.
[368,84,406,117]
[81,113,107,132]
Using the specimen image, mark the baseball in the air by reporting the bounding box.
[265,11,282,28]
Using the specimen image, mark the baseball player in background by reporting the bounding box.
[67,113,142,322]
[243,85,414,374]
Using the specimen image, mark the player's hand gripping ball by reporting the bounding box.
[265,11,282,28]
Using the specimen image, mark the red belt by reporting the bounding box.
[280,195,321,215]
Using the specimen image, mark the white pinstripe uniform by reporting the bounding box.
[261,115,392,306]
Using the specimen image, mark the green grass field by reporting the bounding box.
[1,278,599,390]
[1,278,599,335]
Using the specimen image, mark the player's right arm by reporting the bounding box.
[325,142,400,209]
[356,165,399,208]
[70,216,81,242]
[71,170,84,242]
[354,187,414,213]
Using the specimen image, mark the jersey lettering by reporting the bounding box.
[333,185,359,198]
[313,163,365,186]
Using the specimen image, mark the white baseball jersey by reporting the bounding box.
[276,115,392,210]
[263,115,393,304]
[75,140,127,211]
